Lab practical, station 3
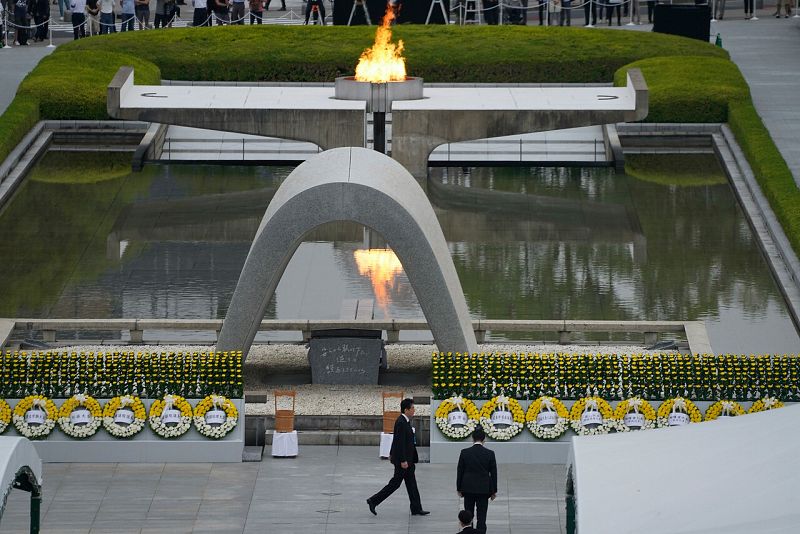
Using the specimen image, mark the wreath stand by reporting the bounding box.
[380,391,403,458]
[272,390,298,458]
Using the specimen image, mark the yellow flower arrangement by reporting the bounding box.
[479,395,525,441]
[0,399,11,434]
[656,397,702,427]
[613,397,657,432]
[749,397,784,413]
[58,394,103,439]
[704,400,746,421]
[149,394,193,439]
[103,395,147,438]
[193,395,239,439]
[435,396,480,440]
[13,395,58,439]
[569,397,615,435]
[525,396,569,440]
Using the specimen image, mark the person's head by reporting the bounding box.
[472,426,486,443]
[400,398,415,417]
[458,509,474,528]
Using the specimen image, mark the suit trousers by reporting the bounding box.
[370,463,422,513]
[463,493,490,534]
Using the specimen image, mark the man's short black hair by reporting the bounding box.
[458,509,474,526]
[401,398,414,413]
[472,426,486,442]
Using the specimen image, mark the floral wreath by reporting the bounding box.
[103,395,147,439]
[569,397,615,435]
[525,396,569,440]
[13,396,58,439]
[193,395,239,439]
[704,400,746,421]
[58,394,103,439]
[0,399,11,434]
[656,397,702,427]
[435,395,480,440]
[479,394,525,441]
[613,397,656,432]
[149,394,193,439]
[749,396,784,414]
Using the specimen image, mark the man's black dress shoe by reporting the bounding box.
[367,499,377,515]
[412,510,430,516]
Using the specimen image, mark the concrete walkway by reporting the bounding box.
[0,446,566,534]
[0,46,53,114]
[719,18,800,187]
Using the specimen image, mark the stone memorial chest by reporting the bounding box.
[307,329,385,385]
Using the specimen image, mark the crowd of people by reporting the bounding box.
[2,0,796,47]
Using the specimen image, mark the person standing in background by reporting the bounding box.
[120,0,135,30]
[229,0,244,23]
[99,0,116,34]
[248,0,263,23]
[70,0,86,39]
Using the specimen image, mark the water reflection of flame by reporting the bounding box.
[353,248,404,315]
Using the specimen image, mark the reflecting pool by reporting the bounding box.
[0,152,796,353]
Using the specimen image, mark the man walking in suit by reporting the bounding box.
[367,398,429,516]
[457,427,497,534]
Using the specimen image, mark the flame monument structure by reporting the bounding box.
[106,12,648,357]
[214,147,478,357]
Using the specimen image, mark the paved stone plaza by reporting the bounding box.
[0,446,566,534]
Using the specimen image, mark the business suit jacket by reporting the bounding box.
[457,443,498,495]
[389,414,418,466]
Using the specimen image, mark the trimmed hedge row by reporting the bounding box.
[60,25,727,82]
[0,96,40,166]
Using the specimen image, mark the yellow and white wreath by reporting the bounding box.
[194,395,239,439]
[705,400,746,421]
[479,395,525,441]
[525,396,569,440]
[0,399,11,434]
[613,397,656,432]
[149,394,193,439]
[569,397,615,435]
[749,396,784,413]
[103,395,147,438]
[656,397,702,427]
[58,394,103,439]
[13,396,58,439]
[435,395,480,440]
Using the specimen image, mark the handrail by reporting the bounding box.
[3,317,708,352]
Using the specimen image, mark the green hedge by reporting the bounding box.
[60,25,726,82]
[613,56,749,123]
[0,95,40,166]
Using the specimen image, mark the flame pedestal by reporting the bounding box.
[334,76,423,153]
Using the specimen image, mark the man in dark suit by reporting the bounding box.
[367,398,429,516]
[457,427,497,534]
[457,509,478,533]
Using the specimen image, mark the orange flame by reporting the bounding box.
[354,248,404,314]
[354,5,406,83]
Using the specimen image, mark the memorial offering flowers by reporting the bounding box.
[149,394,193,439]
[435,395,480,440]
[656,397,702,427]
[0,399,11,434]
[0,350,244,399]
[58,394,103,439]
[13,395,58,439]
[704,400,746,421]
[193,395,238,439]
[479,394,525,441]
[431,352,800,402]
[103,395,147,438]
[569,397,615,435]
[525,396,569,440]
[749,396,784,413]
[613,397,656,432]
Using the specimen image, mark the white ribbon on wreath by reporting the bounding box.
[763,397,778,409]
[720,401,736,416]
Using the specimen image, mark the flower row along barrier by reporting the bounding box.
[0,394,239,440]
[0,351,244,399]
[431,352,800,402]
[434,395,785,441]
